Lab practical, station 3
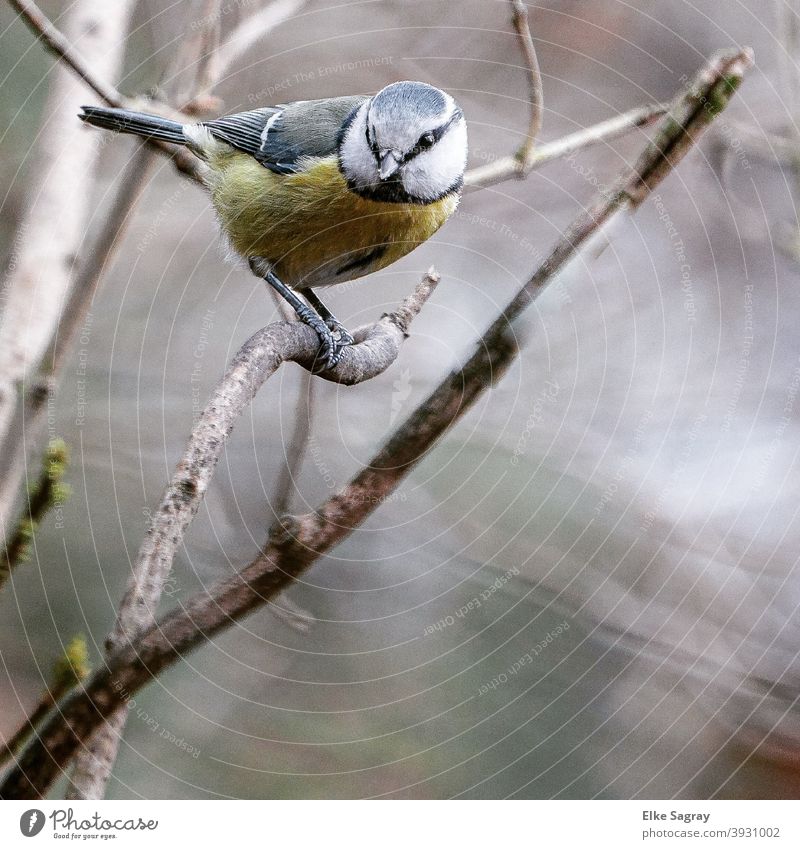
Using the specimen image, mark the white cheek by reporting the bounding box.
[402,120,468,200]
[339,105,380,189]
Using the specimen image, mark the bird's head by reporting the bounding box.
[338,81,467,203]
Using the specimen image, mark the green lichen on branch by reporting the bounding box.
[0,634,90,767]
[52,634,90,690]
[0,438,71,587]
[704,73,744,116]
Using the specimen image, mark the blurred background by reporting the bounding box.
[1,0,799,799]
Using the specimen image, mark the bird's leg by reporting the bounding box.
[259,268,342,369]
[304,289,355,346]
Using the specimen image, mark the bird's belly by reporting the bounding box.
[209,153,459,288]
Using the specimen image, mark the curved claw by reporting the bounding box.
[317,328,342,370]
[329,323,356,347]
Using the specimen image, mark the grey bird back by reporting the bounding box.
[203,95,367,174]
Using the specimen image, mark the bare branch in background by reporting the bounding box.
[0,0,310,798]
[112,269,439,649]
[510,0,544,169]
[0,0,313,545]
[8,0,669,196]
[171,0,224,111]
[0,0,137,541]
[212,0,308,84]
[7,0,127,105]
[5,0,203,182]
[463,0,547,188]
[264,287,315,519]
[63,17,222,796]
[0,146,157,557]
[0,48,754,800]
[271,373,315,518]
[10,0,666,197]
[462,0,667,189]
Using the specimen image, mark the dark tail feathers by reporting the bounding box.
[79,105,187,145]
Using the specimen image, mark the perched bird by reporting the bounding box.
[79,81,468,367]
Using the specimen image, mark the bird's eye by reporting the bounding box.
[418,132,435,150]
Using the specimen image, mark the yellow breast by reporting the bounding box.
[204,151,459,288]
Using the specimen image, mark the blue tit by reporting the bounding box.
[79,81,468,368]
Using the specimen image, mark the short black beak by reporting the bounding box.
[378,150,401,180]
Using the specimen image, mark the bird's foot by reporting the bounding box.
[296,306,346,370]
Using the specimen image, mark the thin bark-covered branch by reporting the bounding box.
[465,101,667,189]
[0,440,70,588]
[465,0,664,189]
[4,0,309,799]
[171,0,224,111]
[0,48,753,800]
[10,0,663,195]
[114,269,439,649]
[264,289,316,519]
[63,0,245,798]
[510,0,544,169]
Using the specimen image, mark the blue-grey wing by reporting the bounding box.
[202,95,367,174]
[201,107,279,162]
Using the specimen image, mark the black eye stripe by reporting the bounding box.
[400,109,463,164]
[365,106,463,166]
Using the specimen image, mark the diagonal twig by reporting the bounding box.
[2,0,310,798]
[212,0,308,84]
[63,4,234,795]
[180,0,310,115]
[7,0,122,105]
[0,145,157,552]
[464,101,667,189]
[7,0,204,182]
[0,637,89,768]
[0,47,753,800]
